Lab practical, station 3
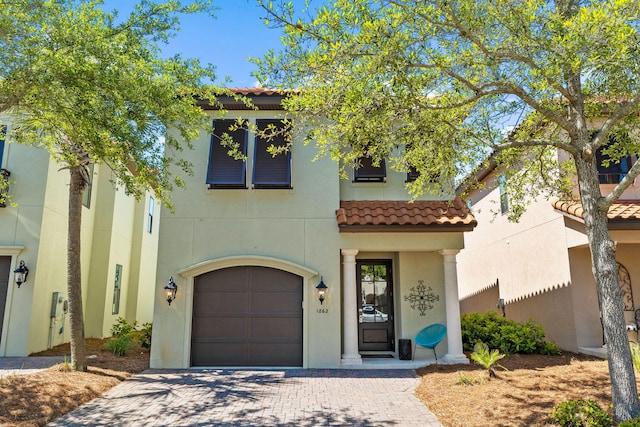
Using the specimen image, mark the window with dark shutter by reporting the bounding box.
[207,119,248,189]
[253,119,292,189]
[595,133,636,184]
[406,166,420,182]
[353,156,386,182]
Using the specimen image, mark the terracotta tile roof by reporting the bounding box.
[336,199,477,232]
[552,200,640,225]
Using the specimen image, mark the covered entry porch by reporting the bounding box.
[336,200,476,366]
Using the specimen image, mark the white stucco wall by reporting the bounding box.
[458,171,572,303]
[152,108,469,369]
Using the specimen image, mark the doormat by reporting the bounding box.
[360,354,395,359]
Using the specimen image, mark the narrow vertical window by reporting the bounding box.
[112,264,122,315]
[499,175,508,214]
[147,196,154,233]
[82,163,94,209]
[253,119,292,189]
[0,125,5,167]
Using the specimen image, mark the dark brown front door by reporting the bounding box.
[357,260,394,352]
[0,256,10,345]
[191,266,303,367]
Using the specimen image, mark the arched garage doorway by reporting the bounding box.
[191,266,303,367]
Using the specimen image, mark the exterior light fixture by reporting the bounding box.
[497,297,506,317]
[164,276,178,306]
[316,277,328,305]
[14,260,29,288]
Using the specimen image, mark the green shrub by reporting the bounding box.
[461,311,560,355]
[540,340,562,356]
[619,417,640,427]
[106,317,152,356]
[110,317,138,337]
[470,341,506,378]
[138,322,152,349]
[106,334,132,356]
[549,400,612,427]
[455,371,482,386]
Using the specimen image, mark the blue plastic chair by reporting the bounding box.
[414,323,447,363]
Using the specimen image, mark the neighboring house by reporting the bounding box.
[150,88,477,369]
[457,145,640,355]
[0,121,158,357]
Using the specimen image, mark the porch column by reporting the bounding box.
[440,249,469,364]
[341,249,362,365]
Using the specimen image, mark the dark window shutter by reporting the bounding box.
[207,120,247,188]
[354,156,386,182]
[253,119,291,189]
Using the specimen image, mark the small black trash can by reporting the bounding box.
[399,338,412,360]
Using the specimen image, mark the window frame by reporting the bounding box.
[207,119,248,189]
[82,163,94,209]
[112,264,122,315]
[0,125,5,168]
[147,196,154,234]
[595,133,636,184]
[353,156,386,182]
[252,119,292,189]
[499,175,509,215]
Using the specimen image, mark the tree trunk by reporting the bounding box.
[67,166,87,371]
[574,153,640,421]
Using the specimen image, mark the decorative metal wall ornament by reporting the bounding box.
[618,262,633,311]
[404,280,439,316]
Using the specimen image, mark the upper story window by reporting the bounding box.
[353,156,386,182]
[499,175,508,214]
[253,119,292,189]
[207,119,248,189]
[595,133,636,184]
[406,166,420,182]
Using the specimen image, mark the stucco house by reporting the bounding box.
[457,146,640,356]
[0,120,159,357]
[150,88,477,369]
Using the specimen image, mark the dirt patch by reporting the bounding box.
[0,338,149,427]
[415,352,617,426]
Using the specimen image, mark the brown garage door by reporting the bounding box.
[191,266,303,367]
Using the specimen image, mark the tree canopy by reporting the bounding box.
[1,0,219,205]
[255,0,640,421]
[0,0,222,371]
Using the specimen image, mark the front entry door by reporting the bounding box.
[357,260,394,352]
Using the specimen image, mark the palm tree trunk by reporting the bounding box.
[67,166,87,371]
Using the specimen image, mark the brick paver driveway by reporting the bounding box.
[47,369,443,426]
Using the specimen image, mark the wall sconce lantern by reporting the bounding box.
[164,276,178,306]
[14,260,28,288]
[316,277,328,305]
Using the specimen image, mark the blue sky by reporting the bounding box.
[103,0,300,87]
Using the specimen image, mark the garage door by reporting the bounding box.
[191,266,303,367]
